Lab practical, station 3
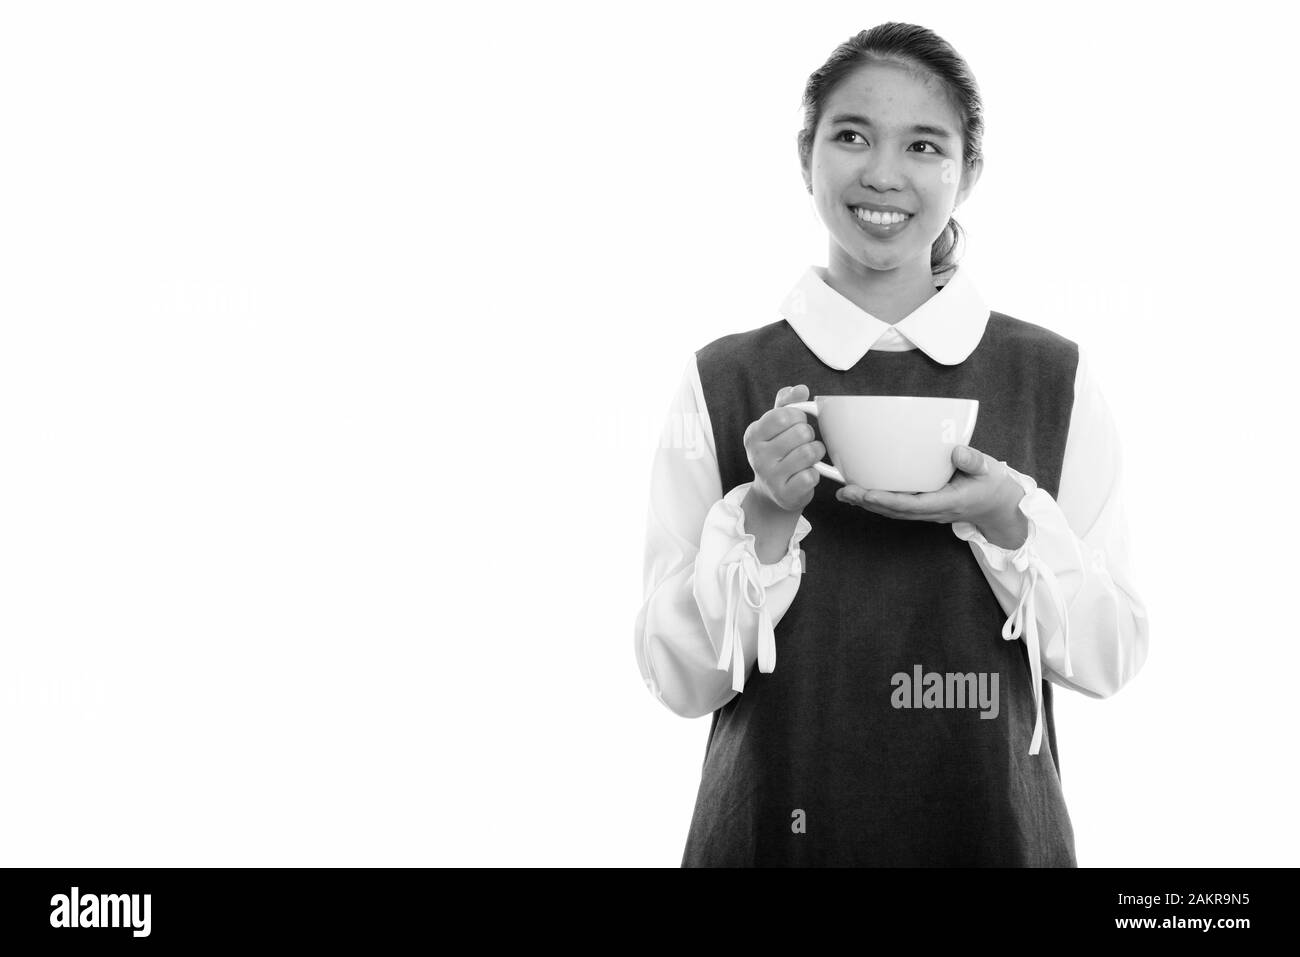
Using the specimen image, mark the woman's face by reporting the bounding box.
[803,60,981,274]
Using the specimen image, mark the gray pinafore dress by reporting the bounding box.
[682,310,1079,867]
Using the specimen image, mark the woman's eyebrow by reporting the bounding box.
[828,112,955,140]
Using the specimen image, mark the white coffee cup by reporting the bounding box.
[787,395,979,493]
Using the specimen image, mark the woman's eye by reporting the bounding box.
[834,131,941,154]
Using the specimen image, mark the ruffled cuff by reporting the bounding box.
[699,483,812,694]
[951,468,1073,756]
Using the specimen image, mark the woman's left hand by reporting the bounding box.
[835,445,1026,544]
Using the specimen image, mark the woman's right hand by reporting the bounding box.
[743,384,825,513]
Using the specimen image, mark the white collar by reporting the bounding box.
[777,263,991,369]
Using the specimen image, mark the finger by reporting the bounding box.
[774,384,810,409]
[837,485,950,519]
[835,488,913,519]
[777,439,826,479]
[867,488,961,514]
[778,465,819,498]
[837,485,900,508]
[752,404,809,443]
[836,485,882,509]
[953,445,989,475]
[769,423,818,462]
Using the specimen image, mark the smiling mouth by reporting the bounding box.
[849,205,913,226]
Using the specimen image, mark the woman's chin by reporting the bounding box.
[842,239,927,272]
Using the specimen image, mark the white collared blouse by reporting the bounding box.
[635,264,1150,753]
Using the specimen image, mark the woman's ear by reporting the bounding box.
[796,134,813,194]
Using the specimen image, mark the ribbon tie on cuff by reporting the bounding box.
[715,541,786,693]
[1002,548,1073,755]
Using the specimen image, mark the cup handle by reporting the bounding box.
[786,400,846,484]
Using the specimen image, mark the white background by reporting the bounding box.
[0,1,1296,866]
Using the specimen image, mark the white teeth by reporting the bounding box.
[852,207,910,225]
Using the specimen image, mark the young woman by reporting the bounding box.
[634,22,1150,866]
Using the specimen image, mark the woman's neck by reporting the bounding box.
[820,252,939,325]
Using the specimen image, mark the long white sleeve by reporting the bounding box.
[952,345,1150,749]
[634,356,812,718]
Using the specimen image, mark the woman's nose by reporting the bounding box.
[859,152,906,191]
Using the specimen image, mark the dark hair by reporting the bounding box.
[797,23,984,278]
